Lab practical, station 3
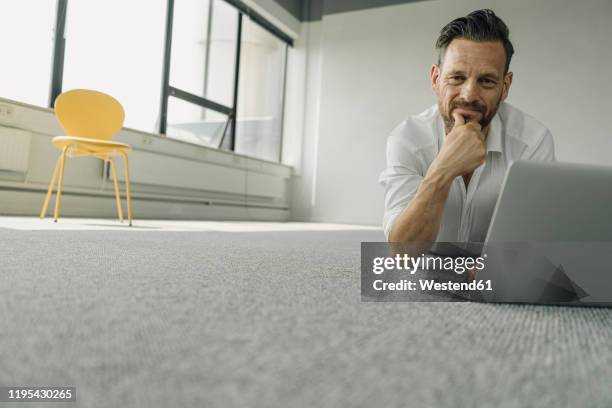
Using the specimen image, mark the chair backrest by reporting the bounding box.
[54,89,125,140]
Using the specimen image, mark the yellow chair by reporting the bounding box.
[40,89,133,226]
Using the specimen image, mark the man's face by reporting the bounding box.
[430,38,513,133]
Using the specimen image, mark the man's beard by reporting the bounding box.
[440,96,502,134]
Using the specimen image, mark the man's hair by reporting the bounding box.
[436,9,514,74]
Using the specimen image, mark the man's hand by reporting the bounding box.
[431,112,487,178]
[387,112,487,243]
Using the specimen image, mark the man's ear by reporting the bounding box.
[501,71,513,101]
[430,64,440,92]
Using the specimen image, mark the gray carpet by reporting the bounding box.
[0,228,611,408]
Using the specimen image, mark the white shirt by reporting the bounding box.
[379,102,555,242]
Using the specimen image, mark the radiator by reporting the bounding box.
[0,126,32,173]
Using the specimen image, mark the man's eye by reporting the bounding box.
[449,76,464,82]
[481,78,497,86]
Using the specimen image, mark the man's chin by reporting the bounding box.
[479,114,495,129]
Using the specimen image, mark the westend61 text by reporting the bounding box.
[372,279,493,291]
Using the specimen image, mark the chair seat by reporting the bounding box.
[52,136,131,157]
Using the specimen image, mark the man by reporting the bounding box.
[380,9,554,243]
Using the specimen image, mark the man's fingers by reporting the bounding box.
[452,110,485,140]
[467,121,482,131]
[471,124,486,141]
[452,111,465,127]
[462,120,485,141]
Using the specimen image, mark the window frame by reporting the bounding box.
[48,0,292,161]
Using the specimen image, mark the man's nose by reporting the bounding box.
[459,79,480,103]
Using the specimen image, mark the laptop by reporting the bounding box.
[485,160,612,242]
[477,160,612,305]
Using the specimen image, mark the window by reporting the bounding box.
[61,0,166,133]
[235,18,287,162]
[170,0,237,107]
[163,0,290,161]
[165,0,238,148]
[167,96,231,148]
[0,0,56,106]
[1,0,291,162]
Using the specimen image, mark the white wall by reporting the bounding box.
[289,0,612,226]
[283,20,323,221]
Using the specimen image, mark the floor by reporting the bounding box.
[0,217,611,408]
[0,216,381,232]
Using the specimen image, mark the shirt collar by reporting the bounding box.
[486,112,503,153]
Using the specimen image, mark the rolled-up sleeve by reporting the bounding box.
[378,132,426,240]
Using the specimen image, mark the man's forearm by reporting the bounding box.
[388,165,454,243]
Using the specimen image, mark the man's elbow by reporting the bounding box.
[388,226,406,243]
[387,222,402,243]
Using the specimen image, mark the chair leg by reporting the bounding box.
[121,152,132,226]
[53,146,69,222]
[40,156,61,219]
[109,159,124,223]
